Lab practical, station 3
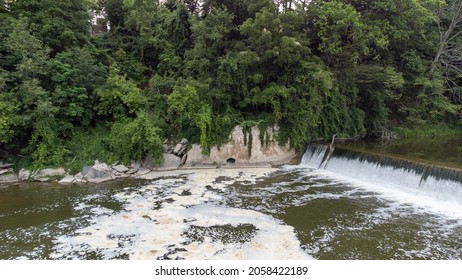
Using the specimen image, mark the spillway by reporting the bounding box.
[300,144,462,205]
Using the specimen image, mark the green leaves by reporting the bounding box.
[167,83,213,151]
[0,0,459,170]
[108,112,163,164]
[95,65,146,118]
[0,98,17,144]
[10,0,91,55]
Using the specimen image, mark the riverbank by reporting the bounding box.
[1,125,300,185]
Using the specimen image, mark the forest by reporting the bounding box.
[1,0,461,171]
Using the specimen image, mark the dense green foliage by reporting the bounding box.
[1,0,461,169]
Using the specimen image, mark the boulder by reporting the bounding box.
[33,168,67,182]
[180,153,188,166]
[0,168,13,175]
[141,156,155,170]
[112,164,129,173]
[59,175,76,184]
[127,160,141,174]
[18,169,31,181]
[173,138,189,156]
[82,166,92,177]
[153,153,182,171]
[0,173,17,183]
[0,162,14,169]
[135,167,152,176]
[74,172,84,182]
[173,143,184,155]
[83,162,114,183]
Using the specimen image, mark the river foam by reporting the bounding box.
[50,168,311,260]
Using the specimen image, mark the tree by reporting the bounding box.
[48,46,107,129]
[431,0,462,100]
[167,83,212,151]
[10,0,91,55]
[94,65,146,119]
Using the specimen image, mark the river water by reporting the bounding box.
[1,141,462,260]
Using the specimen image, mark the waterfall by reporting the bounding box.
[300,144,462,205]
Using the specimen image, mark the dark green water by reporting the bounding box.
[339,136,462,169]
[1,138,462,259]
[226,170,462,259]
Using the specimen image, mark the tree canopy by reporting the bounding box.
[1,0,461,168]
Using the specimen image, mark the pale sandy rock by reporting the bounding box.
[173,143,185,155]
[59,175,76,184]
[185,125,296,166]
[34,168,67,182]
[127,160,141,174]
[141,155,158,170]
[0,168,13,175]
[135,167,152,176]
[74,172,84,182]
[0,162,14,169]
[0,173,18,183]
[180,153,188,166]
[154,153,182,171]
[18,168,31,181]
[84,163,114,183]
[112,164,129,173]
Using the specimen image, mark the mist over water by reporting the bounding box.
[1,146,462,259]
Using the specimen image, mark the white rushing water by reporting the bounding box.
[300,144,462,217]
[50,169,311,260]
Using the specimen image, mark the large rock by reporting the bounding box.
[18,169,30,181]
[33,168,67,182]
[83,162,114,183]
[0,168,13,175]
[127,160,141,174]
[173,138,189,156]
[112,164,129,173]
[59,175,76,184]
[0,173,17,183]
[0,162,14,169]
[153,153,182,171]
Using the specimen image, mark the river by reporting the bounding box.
[1,137,462,260]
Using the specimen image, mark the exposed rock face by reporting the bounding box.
[6,125,296,185]
[185,125,296,166]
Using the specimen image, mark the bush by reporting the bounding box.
[108,112,164,165]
